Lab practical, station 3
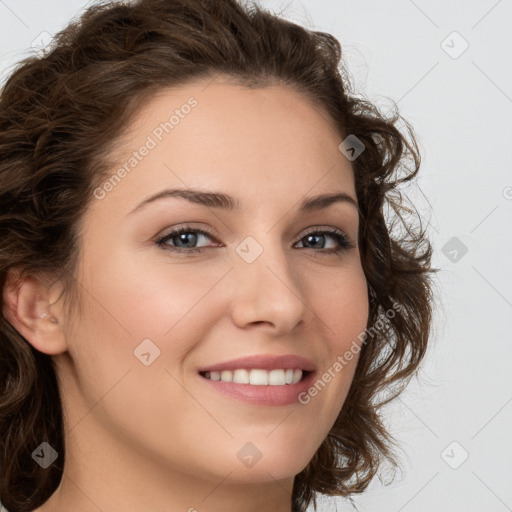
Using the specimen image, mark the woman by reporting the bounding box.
[0,0,434,511]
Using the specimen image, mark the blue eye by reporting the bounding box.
[295,230,354,253]
[155,225,355,254]
[155,227,218,253]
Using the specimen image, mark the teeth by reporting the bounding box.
[268,369,285,385]
[233,369,249,384]
[220,370,233,382]
[203,368,304,385]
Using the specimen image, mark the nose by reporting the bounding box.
[228,241,313,336]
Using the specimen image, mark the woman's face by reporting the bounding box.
[58,78,369,489]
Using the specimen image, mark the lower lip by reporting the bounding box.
[198,371,316,406]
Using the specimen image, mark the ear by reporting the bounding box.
[2,268,68,355]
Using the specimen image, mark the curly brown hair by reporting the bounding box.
[0,0,435,511]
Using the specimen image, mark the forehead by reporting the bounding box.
[99,79,355,214]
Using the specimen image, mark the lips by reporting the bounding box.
[196,354,317,373]
[196,354,317,406]
[198,368,317,406]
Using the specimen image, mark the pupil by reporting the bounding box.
[176,232,197,247]
[305,234,324,248]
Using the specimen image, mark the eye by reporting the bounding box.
[294,228,355,254]
[155,225,355,255]
[155,225,220,253]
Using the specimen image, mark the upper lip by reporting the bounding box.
[197,354,316,373]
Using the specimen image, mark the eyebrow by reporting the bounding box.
[127,188,358,215]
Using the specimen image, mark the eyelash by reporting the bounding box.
[155,225,355,256]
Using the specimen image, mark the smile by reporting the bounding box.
[198,369,315,407]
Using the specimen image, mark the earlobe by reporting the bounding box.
[2,269,68,355]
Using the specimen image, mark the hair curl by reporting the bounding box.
[0,1,435,511]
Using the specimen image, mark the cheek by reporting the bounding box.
[81,238,221,331]
[299,264,368,426]
[70,247,230,377]
[311,264,369,347]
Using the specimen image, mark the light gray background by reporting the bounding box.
[0,1,511,511]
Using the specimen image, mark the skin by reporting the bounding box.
[4,77,369,512]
